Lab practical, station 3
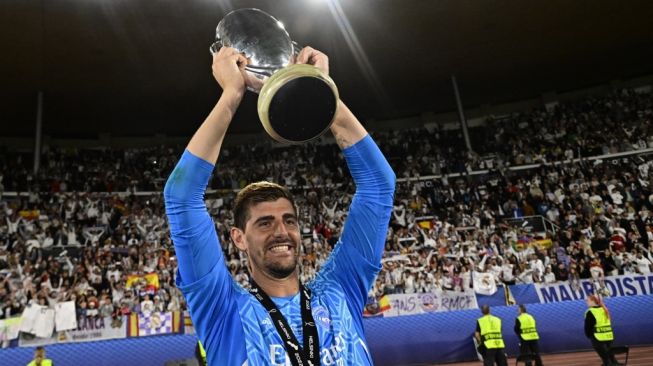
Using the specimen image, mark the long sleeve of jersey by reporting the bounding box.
[164,150,221,283]
[319,135,396,313]
[164,150,246,365]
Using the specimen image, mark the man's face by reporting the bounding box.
[232,198,300,280]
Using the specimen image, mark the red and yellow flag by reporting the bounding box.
[128,313,139,337]
[378,295,391,312]
[125,273,160,292]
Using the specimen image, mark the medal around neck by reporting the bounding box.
[211,8,339,144]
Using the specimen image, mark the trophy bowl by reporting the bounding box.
[211,8,339,144]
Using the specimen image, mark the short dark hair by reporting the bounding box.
[233,181,296,230]
[481,305,490,315]
[519,304,527,313]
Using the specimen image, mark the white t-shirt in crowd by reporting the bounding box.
[501,264,514,282]
[635,257,651,274]
[543,272,556,284]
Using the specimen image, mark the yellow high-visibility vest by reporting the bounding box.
[478,315,505,349]
[586,307,614,341]
[198,341,207,365]
[517,313,540,341]
[27,359,53,366]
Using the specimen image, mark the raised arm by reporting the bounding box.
[187,48,248,164]
[296,47,396,312]
[164,47,247,283]
[295,47,367,149]
[163,48,251,360]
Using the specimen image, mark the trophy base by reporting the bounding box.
[258,64,339,144]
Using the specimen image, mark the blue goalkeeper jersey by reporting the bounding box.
[164,135,395,365]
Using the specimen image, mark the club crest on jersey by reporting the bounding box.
[261,317,273,328]
[312,305,331,328]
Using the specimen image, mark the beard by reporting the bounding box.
[266,256,298,279]
[249,236,300,280]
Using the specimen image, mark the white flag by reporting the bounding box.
[19,304,43,334]
[34,309,55,339]
[473,271,497,296]
[55,301,78,331]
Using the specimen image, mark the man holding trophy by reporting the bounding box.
[164,9,395,366]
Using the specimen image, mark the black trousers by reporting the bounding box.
[591,339,618,366]
[483,348,508,366]
[519,340,544,366]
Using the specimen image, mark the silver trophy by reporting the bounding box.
[211,8,339,144]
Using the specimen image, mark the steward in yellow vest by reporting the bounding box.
[475,305,508,366]
[514,304,543,366]
[585,295,618,366]
[196,340,207,366]
[27,346,53,366]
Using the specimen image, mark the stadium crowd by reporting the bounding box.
[2,90,652,194]
[1,89,653,327]
[0,192,183,323]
